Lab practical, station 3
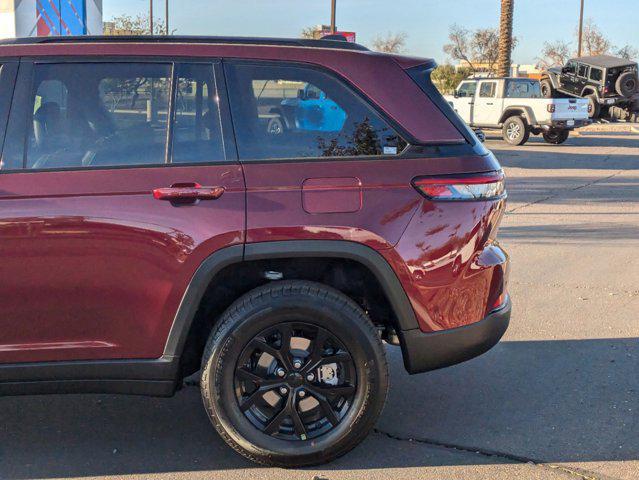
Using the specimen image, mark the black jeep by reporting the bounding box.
[541,55,639,119]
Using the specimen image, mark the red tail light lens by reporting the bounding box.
[547,104,556,113]
[413,171,506,201]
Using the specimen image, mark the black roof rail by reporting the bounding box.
[0,35,370,52]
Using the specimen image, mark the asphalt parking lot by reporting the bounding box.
[1,132,637,480]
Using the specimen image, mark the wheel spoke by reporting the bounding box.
[250,338,292,370]
[235,367,265,385]
[289,399,308,439]
[263,401,290,435]
[312,392,340,426]
[310,383,356,398]
[240,387,266,412]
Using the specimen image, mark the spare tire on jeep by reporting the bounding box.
[616,71,638,97]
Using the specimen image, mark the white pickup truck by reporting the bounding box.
[445,77,590,145]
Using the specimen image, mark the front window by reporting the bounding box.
[457,82,477,97]
[25,63,172,170]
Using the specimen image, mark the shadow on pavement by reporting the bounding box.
[0,338,636,478]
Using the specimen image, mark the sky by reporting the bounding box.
[103,0,639,65]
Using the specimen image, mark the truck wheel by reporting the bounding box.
[200,280,389,467]
[615,72,638,97]
[586,94,600,118]
[542,129,569,144]
[502,116,530,146]
[540,79,554,98]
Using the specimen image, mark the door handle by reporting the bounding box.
[486,102,494,105]
[153,183,225,202]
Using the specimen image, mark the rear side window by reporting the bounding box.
[479,81,496,98]
[589,68,603,82]
[578,64,589,78]
[172,64,225,164]
[505,80,541,98]
[225,62,406,160]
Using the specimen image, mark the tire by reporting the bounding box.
[615,71,638,97]
[200,280,389,467]
[540,78,554,98]
[267,116,285,135]
[586,94,601,119]
[542,129,569,144]
[502,116,530,146]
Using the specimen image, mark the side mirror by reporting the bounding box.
[453,90,460,98]
[297,88,306,100]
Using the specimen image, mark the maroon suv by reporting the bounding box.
[0,36,510,466]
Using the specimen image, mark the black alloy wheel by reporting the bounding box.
[234,322,356,441]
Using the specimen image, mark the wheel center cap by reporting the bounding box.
[287,372,304,387]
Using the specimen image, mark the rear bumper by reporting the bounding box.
[539,119,590,130]
[400,297,511,374]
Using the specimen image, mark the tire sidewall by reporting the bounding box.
[201,284,387,465]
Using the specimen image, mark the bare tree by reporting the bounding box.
[472,28,501,73]
[301,26,317,39]
[496,0,515,77]
[615,44,638,60]
[443,25,476,73]
[371,32,408,53]
[537,40,572,68]
[580,19,611,56]
[105,14,170,35]
[444,25,517,74]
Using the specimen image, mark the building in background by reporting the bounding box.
[0,0,102,39]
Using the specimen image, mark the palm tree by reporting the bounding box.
[496,0,515,77]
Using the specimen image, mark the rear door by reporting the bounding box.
[223,60,417,250]
[0,58,244,363]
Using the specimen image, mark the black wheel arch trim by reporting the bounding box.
[162,241,420,360]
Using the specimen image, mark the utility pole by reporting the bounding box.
[165,0,169,35]
[149,0,154,35]
[330,0,336,33]
[577,0,584,57]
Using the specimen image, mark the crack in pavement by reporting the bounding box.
[506,170,625,214]
[373,428,621,480]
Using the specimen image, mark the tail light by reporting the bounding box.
[412,171,506,201]
[547,104,556,113]
[603,85,610,94]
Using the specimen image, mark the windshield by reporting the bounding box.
[505,79,542,98]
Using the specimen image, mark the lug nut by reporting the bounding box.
[298,390,306,398]
[276,368,286,377]
[293,360,303,369]
[279,386,288,395]
[306,373,315,382]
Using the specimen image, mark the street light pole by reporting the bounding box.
[149,0,154,35]
[577,0,584,57]
[165,0,169,35]
[330,0,336,33]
